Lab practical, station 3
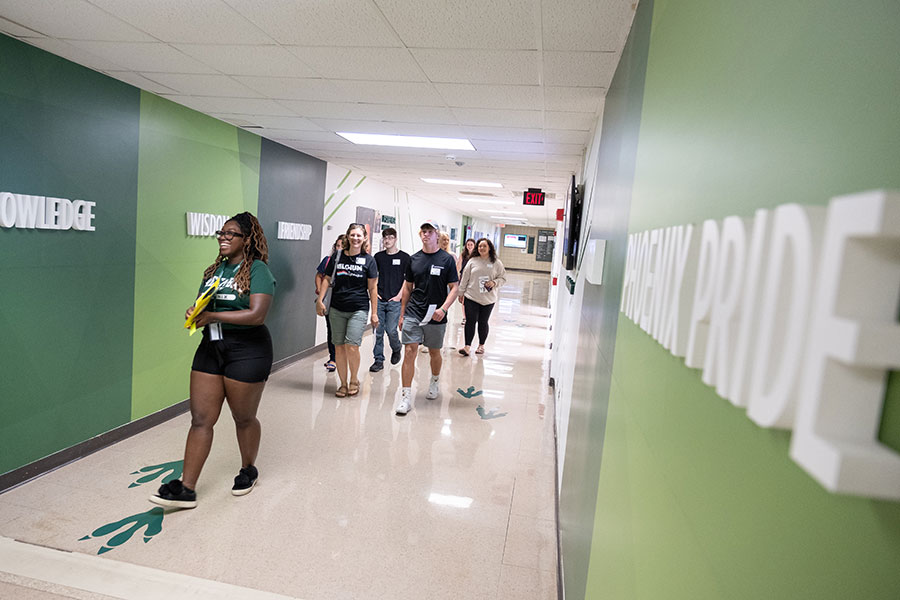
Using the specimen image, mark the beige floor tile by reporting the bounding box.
[496,564,558,600]
[502,514,558,572]
[1,272,557,600]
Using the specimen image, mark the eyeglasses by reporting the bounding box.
[215,230,244,240]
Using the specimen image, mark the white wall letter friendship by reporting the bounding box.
[620,190,900,500]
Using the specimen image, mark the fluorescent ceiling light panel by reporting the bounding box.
[337,132,475,150]
[422,178,503,188]
[478,209,523,214]
[428,493,474,508]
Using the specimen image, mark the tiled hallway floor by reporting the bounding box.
[0,272,557,600]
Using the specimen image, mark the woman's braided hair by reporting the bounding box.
[202,212,269,296]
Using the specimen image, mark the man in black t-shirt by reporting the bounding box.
[370,227,411,372]
[395,221,459,415]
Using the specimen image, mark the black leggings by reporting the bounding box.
[463,298,495,346]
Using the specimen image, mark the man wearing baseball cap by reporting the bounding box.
[395,220,459,415]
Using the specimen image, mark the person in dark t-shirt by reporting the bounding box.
[316,223,378,398]
[395,221,459,415]
[370,227,410,372]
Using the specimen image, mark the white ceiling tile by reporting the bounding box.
[310,119,467,138]
[544,86,603,113]
[0,17,45,37]
[0,0,154,41]
[288,47,424,82]
[89,0,272,44]
[104,71,179,94]
[142,73,262,97]
[543,51,619,87]
[173,44,318,77]
[544,111,596,131]
[543,129,590,145]
[375,0,539,50]
[224,0,402,47]
[161,95,297,116]
[543,0,636,52]
[330,80,445,106]
[210,114,324,130]
[261,129,344,142]
[451,108,542,128]
[277,100,457,123]
[463,126,543,143]
[234,76,340,101]
[67,41,217,73]
[21,37,128,71]
[473,140,547,154]
[412,49,539,85]
[544,142,587,155]
[436,84,542,110]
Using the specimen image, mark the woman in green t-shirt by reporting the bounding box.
[150,212,276,509]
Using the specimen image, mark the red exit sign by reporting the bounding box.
[523,188,545,206]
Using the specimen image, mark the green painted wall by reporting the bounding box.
[575,0,900,598]
[0,35,326,479]
[0,35,140,474]
[130,93,260,420]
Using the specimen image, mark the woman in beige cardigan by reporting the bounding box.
[457,238,507,356]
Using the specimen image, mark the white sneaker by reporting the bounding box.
[395,389,413,415]
[426,378,440,400]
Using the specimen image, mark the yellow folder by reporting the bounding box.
[184,276,220,336]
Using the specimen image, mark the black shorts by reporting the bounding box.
[191,325,273,383]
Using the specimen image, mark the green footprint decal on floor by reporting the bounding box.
[476,405,508,420]
[129,460,183,488]
[457,386,483,398]
[79,507,164,554]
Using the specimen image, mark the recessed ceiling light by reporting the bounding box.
[479,209,523,214]
[428,493,473,508]
[458,198,511,204]
[337,132,475,150]
[422,178,503,188]
[489,216,528,220]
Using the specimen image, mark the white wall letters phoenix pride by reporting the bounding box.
[0,191,96,231]
[186,212,230,237]
[620,189,900,500]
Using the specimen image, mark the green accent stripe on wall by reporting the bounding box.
[323,176,366,225]
[131,92,260,420]
[324,170,352,208]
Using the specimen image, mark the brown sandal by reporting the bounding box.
[335,385,348,398]
[348,381,360,396]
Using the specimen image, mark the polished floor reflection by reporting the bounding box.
[0,272,557,600]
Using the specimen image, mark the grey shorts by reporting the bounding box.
[401,316,447,349]
[329,308,368,346]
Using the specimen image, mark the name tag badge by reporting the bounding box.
[392,258,401,266]
[209,322,223,341]
[356,257,366,265]
[430,265,442,276]
[215,293,236,301]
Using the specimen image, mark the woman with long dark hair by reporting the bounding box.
[150,212,275,509]
[457,238,476,274]
[316,223,378,397]
[457,238,507,356]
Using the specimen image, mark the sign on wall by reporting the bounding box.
[1,191,96,231]
[619,189,900,500]
[186,212,230,237]
[277,221,312,240]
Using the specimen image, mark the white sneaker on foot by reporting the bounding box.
[426,377,440,400]
[395,389,413,415]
